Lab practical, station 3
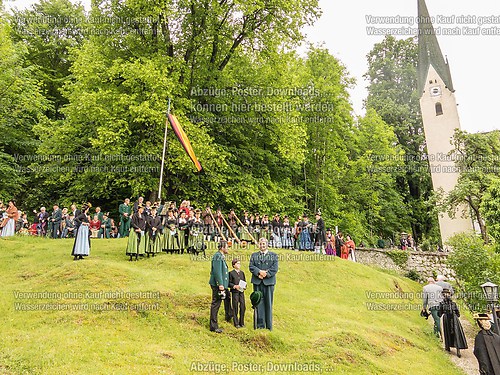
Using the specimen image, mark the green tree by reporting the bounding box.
[365,35,439,245]
[481,177,500,250]
[447,233,500,311]
[0,5,47,199]
[446,129,500,243]
[348,109,407,241]
[32,0,322,210]
[10,0,85,119]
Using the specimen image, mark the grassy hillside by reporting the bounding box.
[0,237,465,375]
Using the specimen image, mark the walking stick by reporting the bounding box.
[221,213,241,244]
[235,215,257,244]
[208,208,226,242]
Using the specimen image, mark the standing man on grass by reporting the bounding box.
[422,277,443,338]
[249,237,279,330]
[209,240,232,333]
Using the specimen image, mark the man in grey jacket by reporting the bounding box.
[436,275,454,295]
[422,277,443,338]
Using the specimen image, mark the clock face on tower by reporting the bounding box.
[430,86,442,97]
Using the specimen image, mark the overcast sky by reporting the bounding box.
[6,0,500,133]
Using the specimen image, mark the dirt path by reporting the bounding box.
[444,317,479,375]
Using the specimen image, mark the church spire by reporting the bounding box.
[417,0,454,95]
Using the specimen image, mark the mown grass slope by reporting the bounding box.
[0,237,465,374]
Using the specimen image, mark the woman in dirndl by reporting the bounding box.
[146,206,163,257]
[281,216,294,249]
[177,211,189,254]
[1,200,19,237]
[72,203,91,260]
[126,204,147,261]
[325,229,335,255]
[163,209,179,253]
[260,215,271,241]
[187,209,205,255]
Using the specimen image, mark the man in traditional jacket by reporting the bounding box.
[249,237,279,330]
[63,213,76,238]
[119,198,131,238]
[98,213,112,238]
[209,240,232,333]
[50,204,62,239]
[473,313,500,375]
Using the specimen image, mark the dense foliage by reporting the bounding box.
[364,36,440,245]
[2,1,427,244]
[447,233,500,311]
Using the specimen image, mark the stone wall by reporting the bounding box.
[355,248,453,280]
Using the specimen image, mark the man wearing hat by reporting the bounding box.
[249,237,279,330]
[209,241,232,333]
[473,313,500,374]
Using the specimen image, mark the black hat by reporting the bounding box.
[473,313,491,321]
[218,240,228,250]
[420,310,429,319]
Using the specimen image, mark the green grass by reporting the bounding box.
[0,236,465,374]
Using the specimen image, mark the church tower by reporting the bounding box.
[417,0,473,245]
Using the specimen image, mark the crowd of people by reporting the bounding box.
[1,197,358,262]
[0,200,118,239]
[117,198,358,261]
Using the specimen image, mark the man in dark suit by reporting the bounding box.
[50,204,62,239]
[249,237,279,330]
[229,259,246,328]
[208,241,232,333]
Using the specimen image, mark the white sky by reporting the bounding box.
[6,0,500,133]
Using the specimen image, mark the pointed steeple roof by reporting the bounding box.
[417,0,454,95]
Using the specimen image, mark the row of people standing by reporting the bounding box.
[118,198,358,259]
[201,209,334,252]
[125,204,206,261]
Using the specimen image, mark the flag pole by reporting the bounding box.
[158,98,171,202]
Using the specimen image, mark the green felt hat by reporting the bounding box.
[250,291,263,308]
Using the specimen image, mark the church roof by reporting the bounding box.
[417,0,454,95]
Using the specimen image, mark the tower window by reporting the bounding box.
[435,102,443,116]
